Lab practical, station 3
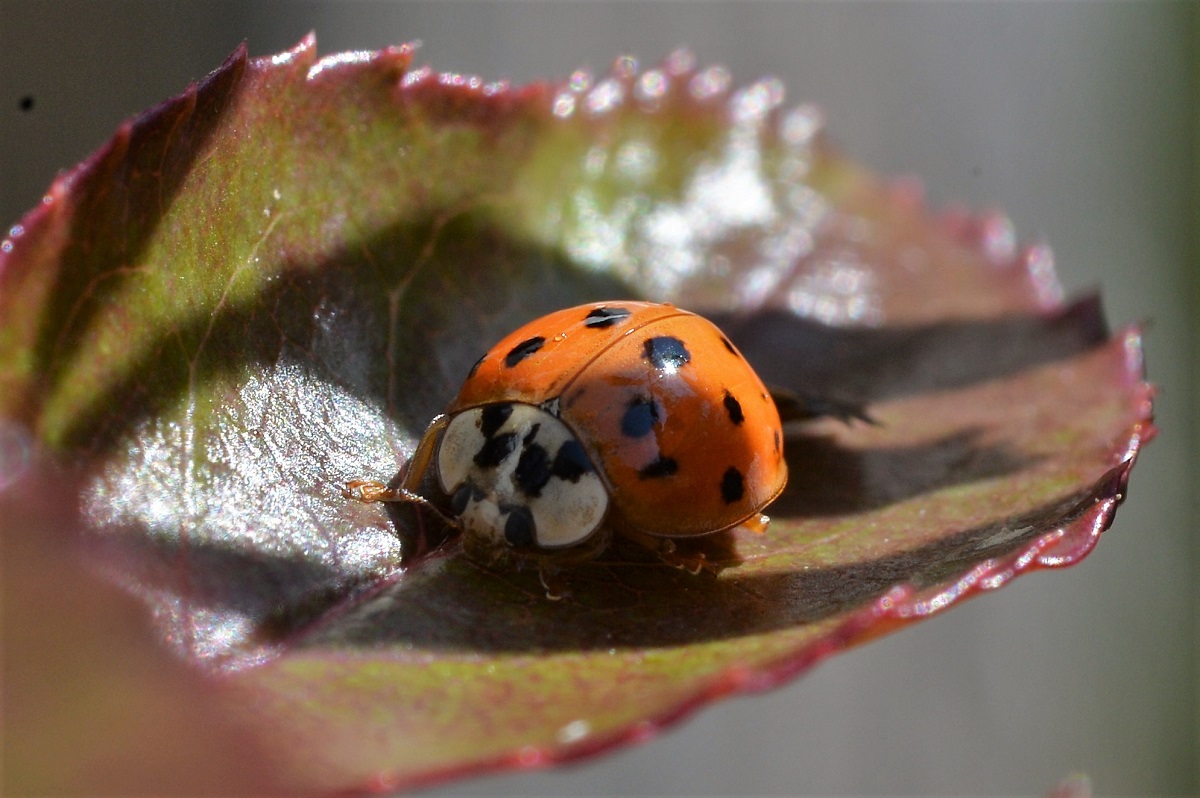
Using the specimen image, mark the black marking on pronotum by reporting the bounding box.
[502,505,536,548]
[723,391,745,425]
[474,431,517,468]
[467,353,486,380]
[620,396,660,438]
[522,423,541,446]
[583,305,632,328]
[639,455,679,479]
[643,336,691,371]
[721,466,745,504]
[552,439,592,482]
[719,334,738,356]
[505,336,545,368]
[450,483,473,515]
[479,403,513,439]
[514,442,552,497]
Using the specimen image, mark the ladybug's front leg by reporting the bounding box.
[343,415,448,505]
[619,528,710,575]
[537,565,570,601]
[343,416,462,541]
[341,478,459,526]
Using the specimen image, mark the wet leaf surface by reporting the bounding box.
[0,38,1152,792]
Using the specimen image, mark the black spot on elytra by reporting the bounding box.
[719,334,737,356]
[467,353,486,380]
[514,442,552,497]
[479,403,513,439]
[620,396,660,438]
[474,431,517,468]
[723,391,744,425]
[552,439,593,482]
[774,429,782,455]
[643,336,690,371]
[505,336,545,368]
[639,455,678,479]
[502,505,536,548]
[721,467,745,504]
[583,306,632,328]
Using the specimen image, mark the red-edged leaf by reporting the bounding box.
[0,38,1152,793]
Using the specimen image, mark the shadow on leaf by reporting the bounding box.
[710,294,1108,404]
[57,191,1106,669]
[294,472,1114,653]
[27,48,246,426]
[772,427,1038,518]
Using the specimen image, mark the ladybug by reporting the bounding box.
[346,301,788,578]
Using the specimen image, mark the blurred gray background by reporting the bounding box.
[1,2,1194,795]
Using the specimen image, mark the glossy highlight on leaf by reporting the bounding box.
[0,36,1153,793]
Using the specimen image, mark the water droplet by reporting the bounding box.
[780,103,825,146]
[731,77,784,123]
[438,72,474,87]
[611,54,638,79]
[1024,243,1062,306]
[635,69,668,104]
[978,212,1016,263]
[482,80,509,96]
[568,68,592,93]
[556,719,591,744]
[400,66,432,87]
[665,47,695,76]
[586,78,624,114]
[690,65,730,100]
[552,91,576,118]
[306,50,374,81]
[8,224,25,238]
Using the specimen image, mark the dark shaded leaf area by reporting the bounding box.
[0,38,1152,792]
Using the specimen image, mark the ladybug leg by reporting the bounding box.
[537,565,570,601]
[342,479,461,528]
[343,478,404,503]
[622,528,709,575]
[342,415,460,529]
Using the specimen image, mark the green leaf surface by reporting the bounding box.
[0,38,1153,792]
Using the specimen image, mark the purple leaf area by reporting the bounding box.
[0,37,1153,793]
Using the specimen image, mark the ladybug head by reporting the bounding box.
[437,402,609,553]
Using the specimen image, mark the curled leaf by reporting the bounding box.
[0,37,1152,792]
